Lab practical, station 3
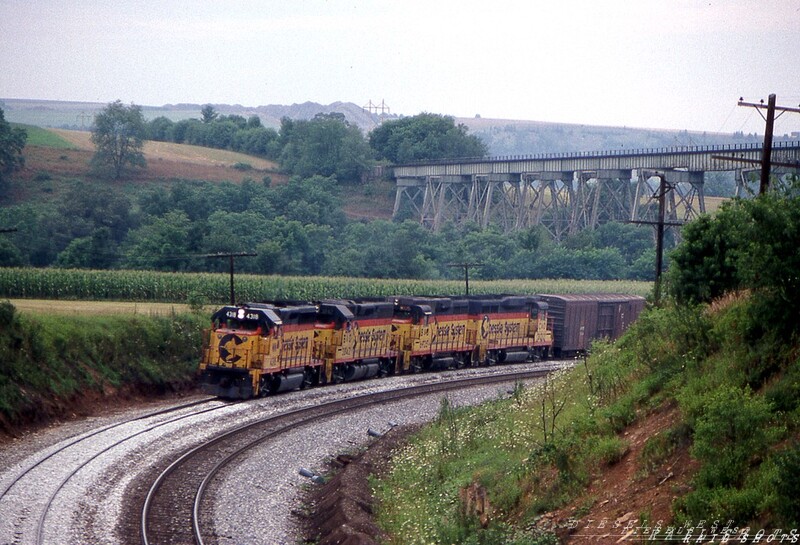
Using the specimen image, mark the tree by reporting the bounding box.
[201,104,218,123]
[122,210,194,270]
[667,180,800,327]
[0,107,27,184]
[278,114,374,184]
[90,100,147,179]
[368,112,487,164]
[147,116,174,141]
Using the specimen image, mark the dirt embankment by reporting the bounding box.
[0,382,201,444]
[301,424,421,545]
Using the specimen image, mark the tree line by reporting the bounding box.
[0,175,656,281]
[1,102,654,282]
[97,102,487,183]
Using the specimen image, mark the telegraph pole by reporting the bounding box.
[204,252,257,305]
[448,262,484,296]
[629,173,685,304]
[654,176,667,304]
[737,95,800,193]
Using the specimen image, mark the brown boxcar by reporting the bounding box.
[540,294,646,356]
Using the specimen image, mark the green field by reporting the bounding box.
[0,268,652,305]
[12,123,75,149]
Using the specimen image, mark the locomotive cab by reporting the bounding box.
[527,299,553,356]
[199,305,283,398]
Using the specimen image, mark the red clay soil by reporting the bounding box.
[540,403,698,543]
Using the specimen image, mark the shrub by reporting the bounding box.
[690,386,775,488]
[772,445,800,527]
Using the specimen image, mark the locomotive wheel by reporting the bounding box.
[258,376,271,397]
[378,358,395,377]
[332,365,345,384]
[302,368,319,389]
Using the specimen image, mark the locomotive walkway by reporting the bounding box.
[391,141,800,238]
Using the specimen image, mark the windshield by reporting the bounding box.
[216,318,262,332]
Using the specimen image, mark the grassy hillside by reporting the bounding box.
[374,295,799,544]
[12,123,75,148]
[0,301,204,433]
[11,127,284,187]
[7,126,395,219]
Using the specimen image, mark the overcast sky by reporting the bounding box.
[2,0,800,135]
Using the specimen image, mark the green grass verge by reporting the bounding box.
[0,300,204,426]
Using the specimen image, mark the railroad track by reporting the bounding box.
[139,368,553,545]
[0,397,232,545]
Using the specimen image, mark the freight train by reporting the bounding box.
[198,293,645,399]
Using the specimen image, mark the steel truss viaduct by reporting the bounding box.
[391,142,800,240]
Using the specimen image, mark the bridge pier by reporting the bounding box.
[633,170,705,227]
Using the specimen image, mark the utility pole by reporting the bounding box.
[205,252,257,305]
[629,173,684,305]
[653,176,667,304]
[737,95,800,194]
[448,262,484,296]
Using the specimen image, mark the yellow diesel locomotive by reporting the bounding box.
[199,295,555,398]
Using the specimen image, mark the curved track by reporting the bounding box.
[139,369,551,545]
[0,397,232,545]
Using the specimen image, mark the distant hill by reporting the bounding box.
[457,116,769,155]
[4,97,792,156]
[0,98,394,134]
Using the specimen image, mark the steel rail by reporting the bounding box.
[138,368,554,545]
[27,399,232,545]
[0,397,216,502]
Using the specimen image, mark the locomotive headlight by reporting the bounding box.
[237,308,246,320]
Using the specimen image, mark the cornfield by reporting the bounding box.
[0,268,651,303]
